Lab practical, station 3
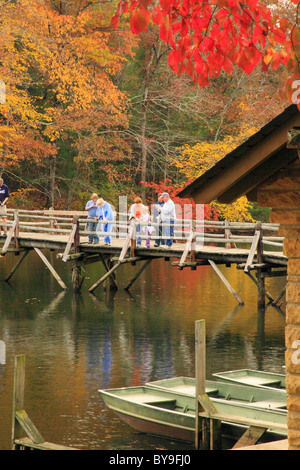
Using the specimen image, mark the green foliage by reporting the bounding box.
[249,203,271,223]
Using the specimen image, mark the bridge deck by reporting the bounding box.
[0,212,287,305]
[0,231,286,266]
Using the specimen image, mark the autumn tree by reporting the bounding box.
[111,0,300,223]
[119,21,286,197]
[0,0,138,207]
[119,28,225,194]
[0,2,57,175]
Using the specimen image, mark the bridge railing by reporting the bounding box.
[0,209,284,258]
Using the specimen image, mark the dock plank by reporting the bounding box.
[14,437,78,450]
[231,425,267,449]
[232,439,288,451]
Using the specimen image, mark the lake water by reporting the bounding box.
[0,250,286,450]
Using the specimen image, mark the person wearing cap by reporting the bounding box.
[153,193,165,247]
[96,198,114,245]
[157,192,176,248]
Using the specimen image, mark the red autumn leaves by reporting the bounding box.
[130,5,150,33]
[112,0,298,101]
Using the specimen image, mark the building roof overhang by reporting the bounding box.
[178,105,300,204]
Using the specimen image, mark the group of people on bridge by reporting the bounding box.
[0,175,177,248]
[85,193,176,248]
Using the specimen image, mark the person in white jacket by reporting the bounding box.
[157,192,176,248]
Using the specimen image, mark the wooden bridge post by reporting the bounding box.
[124,258,152,291]
[225,219,231,249]
[209,260,244,305]
[4,249,31,282]
[100,254,118,291]
[11,354,26,447]
[195,319,206,449]
[195,320,222,451]
[71,216,85,292]
[11,355,45,449]
[190,220,196,269]
[12,355,78,450]
[256,222,265,310]
[130,218,136,257]
[105,258,118,291]
[13,210,19,251]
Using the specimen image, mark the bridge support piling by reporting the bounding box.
[208,260,244,305]
[244,271,274,303]
[104,258,118,291]
[89,261,121,293]
[256,222,266,310]
[70,215,86,292]
[72,261,85,293]
[4,249,31,282]
[34,247,68,291]
[124,258,152,291]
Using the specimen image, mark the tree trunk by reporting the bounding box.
[65,165,80,209]
[49,156,56,208]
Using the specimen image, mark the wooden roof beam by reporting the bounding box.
[217,147,298,204]
[189,113,300,204]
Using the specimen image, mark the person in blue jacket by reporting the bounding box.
[85,193,99,243]
[96,198,114,245]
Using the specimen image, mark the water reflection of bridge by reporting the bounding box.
[0,209,287,309]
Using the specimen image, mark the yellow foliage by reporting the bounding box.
[0,0,138,168]
[172,127,257,180]
[212,197,254,223]
[172,127,258,222]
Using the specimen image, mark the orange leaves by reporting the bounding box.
[0,0,136,170]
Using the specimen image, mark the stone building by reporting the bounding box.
[178,104,300,449]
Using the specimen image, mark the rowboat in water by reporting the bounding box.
[145,377,287,410]
[99,385,287,445]
[212,369,286,391]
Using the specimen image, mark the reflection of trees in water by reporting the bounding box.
[207,303,285,376]
[0,255,287,450]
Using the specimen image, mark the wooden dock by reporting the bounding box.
[0,209,287,308]
[194,320,288,450]
[12,355,78,450]
[232,439,288,450]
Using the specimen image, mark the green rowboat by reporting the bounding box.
[212,369,286,390]
[146,377,287,410]
[99,385,287,445]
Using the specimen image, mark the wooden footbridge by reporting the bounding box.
[0,208,287,308]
